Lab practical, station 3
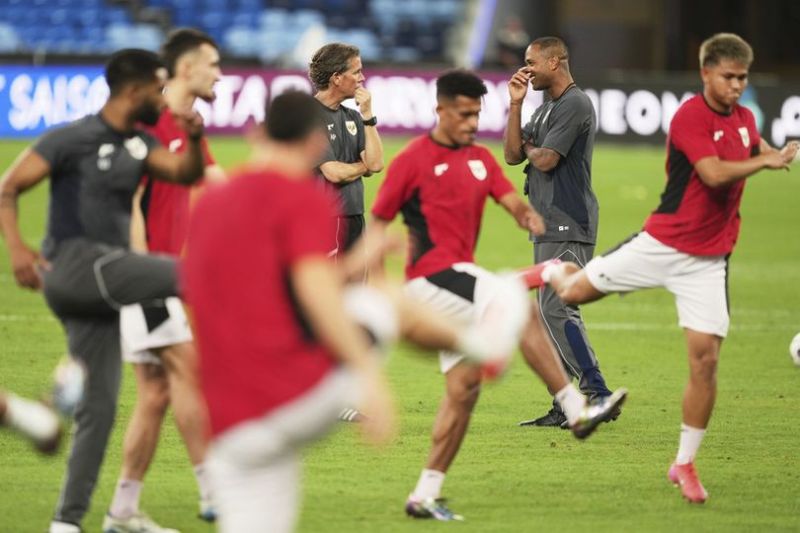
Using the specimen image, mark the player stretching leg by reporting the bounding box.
[531,34,799,504]
[371,70,626,521]
[104,30,225,533]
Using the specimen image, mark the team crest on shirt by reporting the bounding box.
[738,127,750,147]
[467,159,487,181]
[168,139,183,152]
[345,120,357,136]
[124,136,148,160]
[434,163,449,176]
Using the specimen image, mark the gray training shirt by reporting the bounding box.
[33,114,160,259]
[316,101,367,216]
[522,85,598,244]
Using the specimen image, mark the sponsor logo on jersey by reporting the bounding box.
[124,136,148,160]
[467,159,487,181]
[97,143,114,170]
[434,163,449,176]
[738,127,750,147]
[345,120,357,136]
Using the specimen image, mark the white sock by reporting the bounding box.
[555,384,585,425]
[194,463,213,503]
[675,423,706,465]
[109,479,142,520]
[3,394,59,443]
[541,262,563,283]
[412,469,445,500]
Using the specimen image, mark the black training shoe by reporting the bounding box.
[518,405,567,427]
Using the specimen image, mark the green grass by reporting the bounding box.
[1,137,799,532]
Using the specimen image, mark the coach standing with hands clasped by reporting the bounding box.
[503,37,618,428]
[309,43,384,266]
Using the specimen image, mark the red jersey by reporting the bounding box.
[372,135,515,279]
[143,109,216,255]
[644,94,760,256]
[182,170,337,437]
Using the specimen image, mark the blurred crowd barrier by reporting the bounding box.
[1,65,798,146]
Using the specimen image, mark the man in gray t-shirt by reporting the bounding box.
[504,36,617,428]
[0,49,204,532]
[309,42,384,260]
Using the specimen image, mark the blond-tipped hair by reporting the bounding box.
[699,33,753,68]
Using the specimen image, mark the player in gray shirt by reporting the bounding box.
[309,43,384,260]
[504,37,618,428]
[0,49,205,532]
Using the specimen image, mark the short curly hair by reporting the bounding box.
[308,43,360,91]
[699,33,753,68]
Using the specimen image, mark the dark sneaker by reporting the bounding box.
[570,388,627,440]
[518,405,567,427]
[405,496,464,521]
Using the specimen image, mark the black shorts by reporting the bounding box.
[336,214,365,254]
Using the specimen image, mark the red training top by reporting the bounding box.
[372,135,515,279]
[644,94,761,256]
[182,169,338,437]
[143,108,216,255]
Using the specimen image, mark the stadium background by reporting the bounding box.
[0,0,798,531]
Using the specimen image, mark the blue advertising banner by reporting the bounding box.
[0,66,108,138]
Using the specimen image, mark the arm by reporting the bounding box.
[498,191,545,236]
[355,88,384,173]
[129,183,148,253]
[0,149,52,289]
[145,111,205,185]
[694,142,797,188]
[522,143,561,173]
[319,160,369,184]
[503,68,530,165]
[291,256,396,444]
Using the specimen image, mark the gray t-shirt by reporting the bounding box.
[522,85,598,244]
[316,102,367,216]
[33,114,160,259]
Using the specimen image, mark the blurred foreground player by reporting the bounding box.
[0,389,61,454]
[182,91,396,533]
[0,49,205,532]
[537,33,800,503]
[371,69,627,520]
[106,29,225,533]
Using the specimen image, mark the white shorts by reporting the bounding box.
[208,369,357,533]
[120,297,193,365]
[584,231,730,337]
[404,262,507,373]
[342,285,399,351]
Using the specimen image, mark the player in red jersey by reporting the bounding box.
[183,91,396,533]
[371,70,627,520]
[537,34,799,504]
[105,29,224,532]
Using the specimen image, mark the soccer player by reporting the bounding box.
[0,49,206,533]
[504,36,617,428]
[309,42,384,259]
[182,91,396,533]
[105,29,224,533]
[537,33,799,503]
[370,69,627,520]
[0,389,61,454]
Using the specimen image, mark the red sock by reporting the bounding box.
[517,259,561,290]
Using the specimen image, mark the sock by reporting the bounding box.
[412,469,445,500]
[555,383,585,425]
[109,479,142,520]
[675,423,706,465]
[193,463,213,503]
[3,394,59,442]
[517,259,562,289]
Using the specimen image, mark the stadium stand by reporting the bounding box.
[0,0,462,62]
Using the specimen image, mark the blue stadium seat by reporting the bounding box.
[0,23,21,53]
[224,26,257,56]
[259,8,290,29]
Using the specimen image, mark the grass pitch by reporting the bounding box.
[0,137,798,532]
